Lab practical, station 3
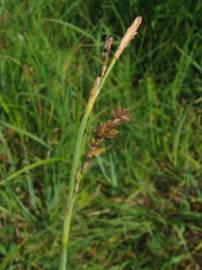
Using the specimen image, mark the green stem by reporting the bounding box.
[59,57,116,270]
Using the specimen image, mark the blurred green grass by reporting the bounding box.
[0,1,202,269]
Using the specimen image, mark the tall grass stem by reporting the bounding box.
[60,57,116,270]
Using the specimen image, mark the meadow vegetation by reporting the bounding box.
[0,1,201,269]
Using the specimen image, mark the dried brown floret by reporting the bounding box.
[86,147,105,159]
[104,128,119,139]
[112,107,130,122]
[101,37,113,77]
[86,107,130,161]
[95,124,106,138]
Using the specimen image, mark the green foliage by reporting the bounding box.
[0,0,201,269]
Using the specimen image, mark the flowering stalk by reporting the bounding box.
[74,107,130,193]
[60,16,142,270]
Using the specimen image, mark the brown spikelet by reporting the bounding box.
[83,107,130,164]
[114,16,142,60]
[112,107,130,122]
[76,107,130,191]
[101,37,113,77]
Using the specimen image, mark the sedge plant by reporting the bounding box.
[59,16,143,270]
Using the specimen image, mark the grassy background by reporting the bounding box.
[0,0,202,269]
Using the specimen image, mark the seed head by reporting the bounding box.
[114,16,142,60]
[82,107,130,177]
